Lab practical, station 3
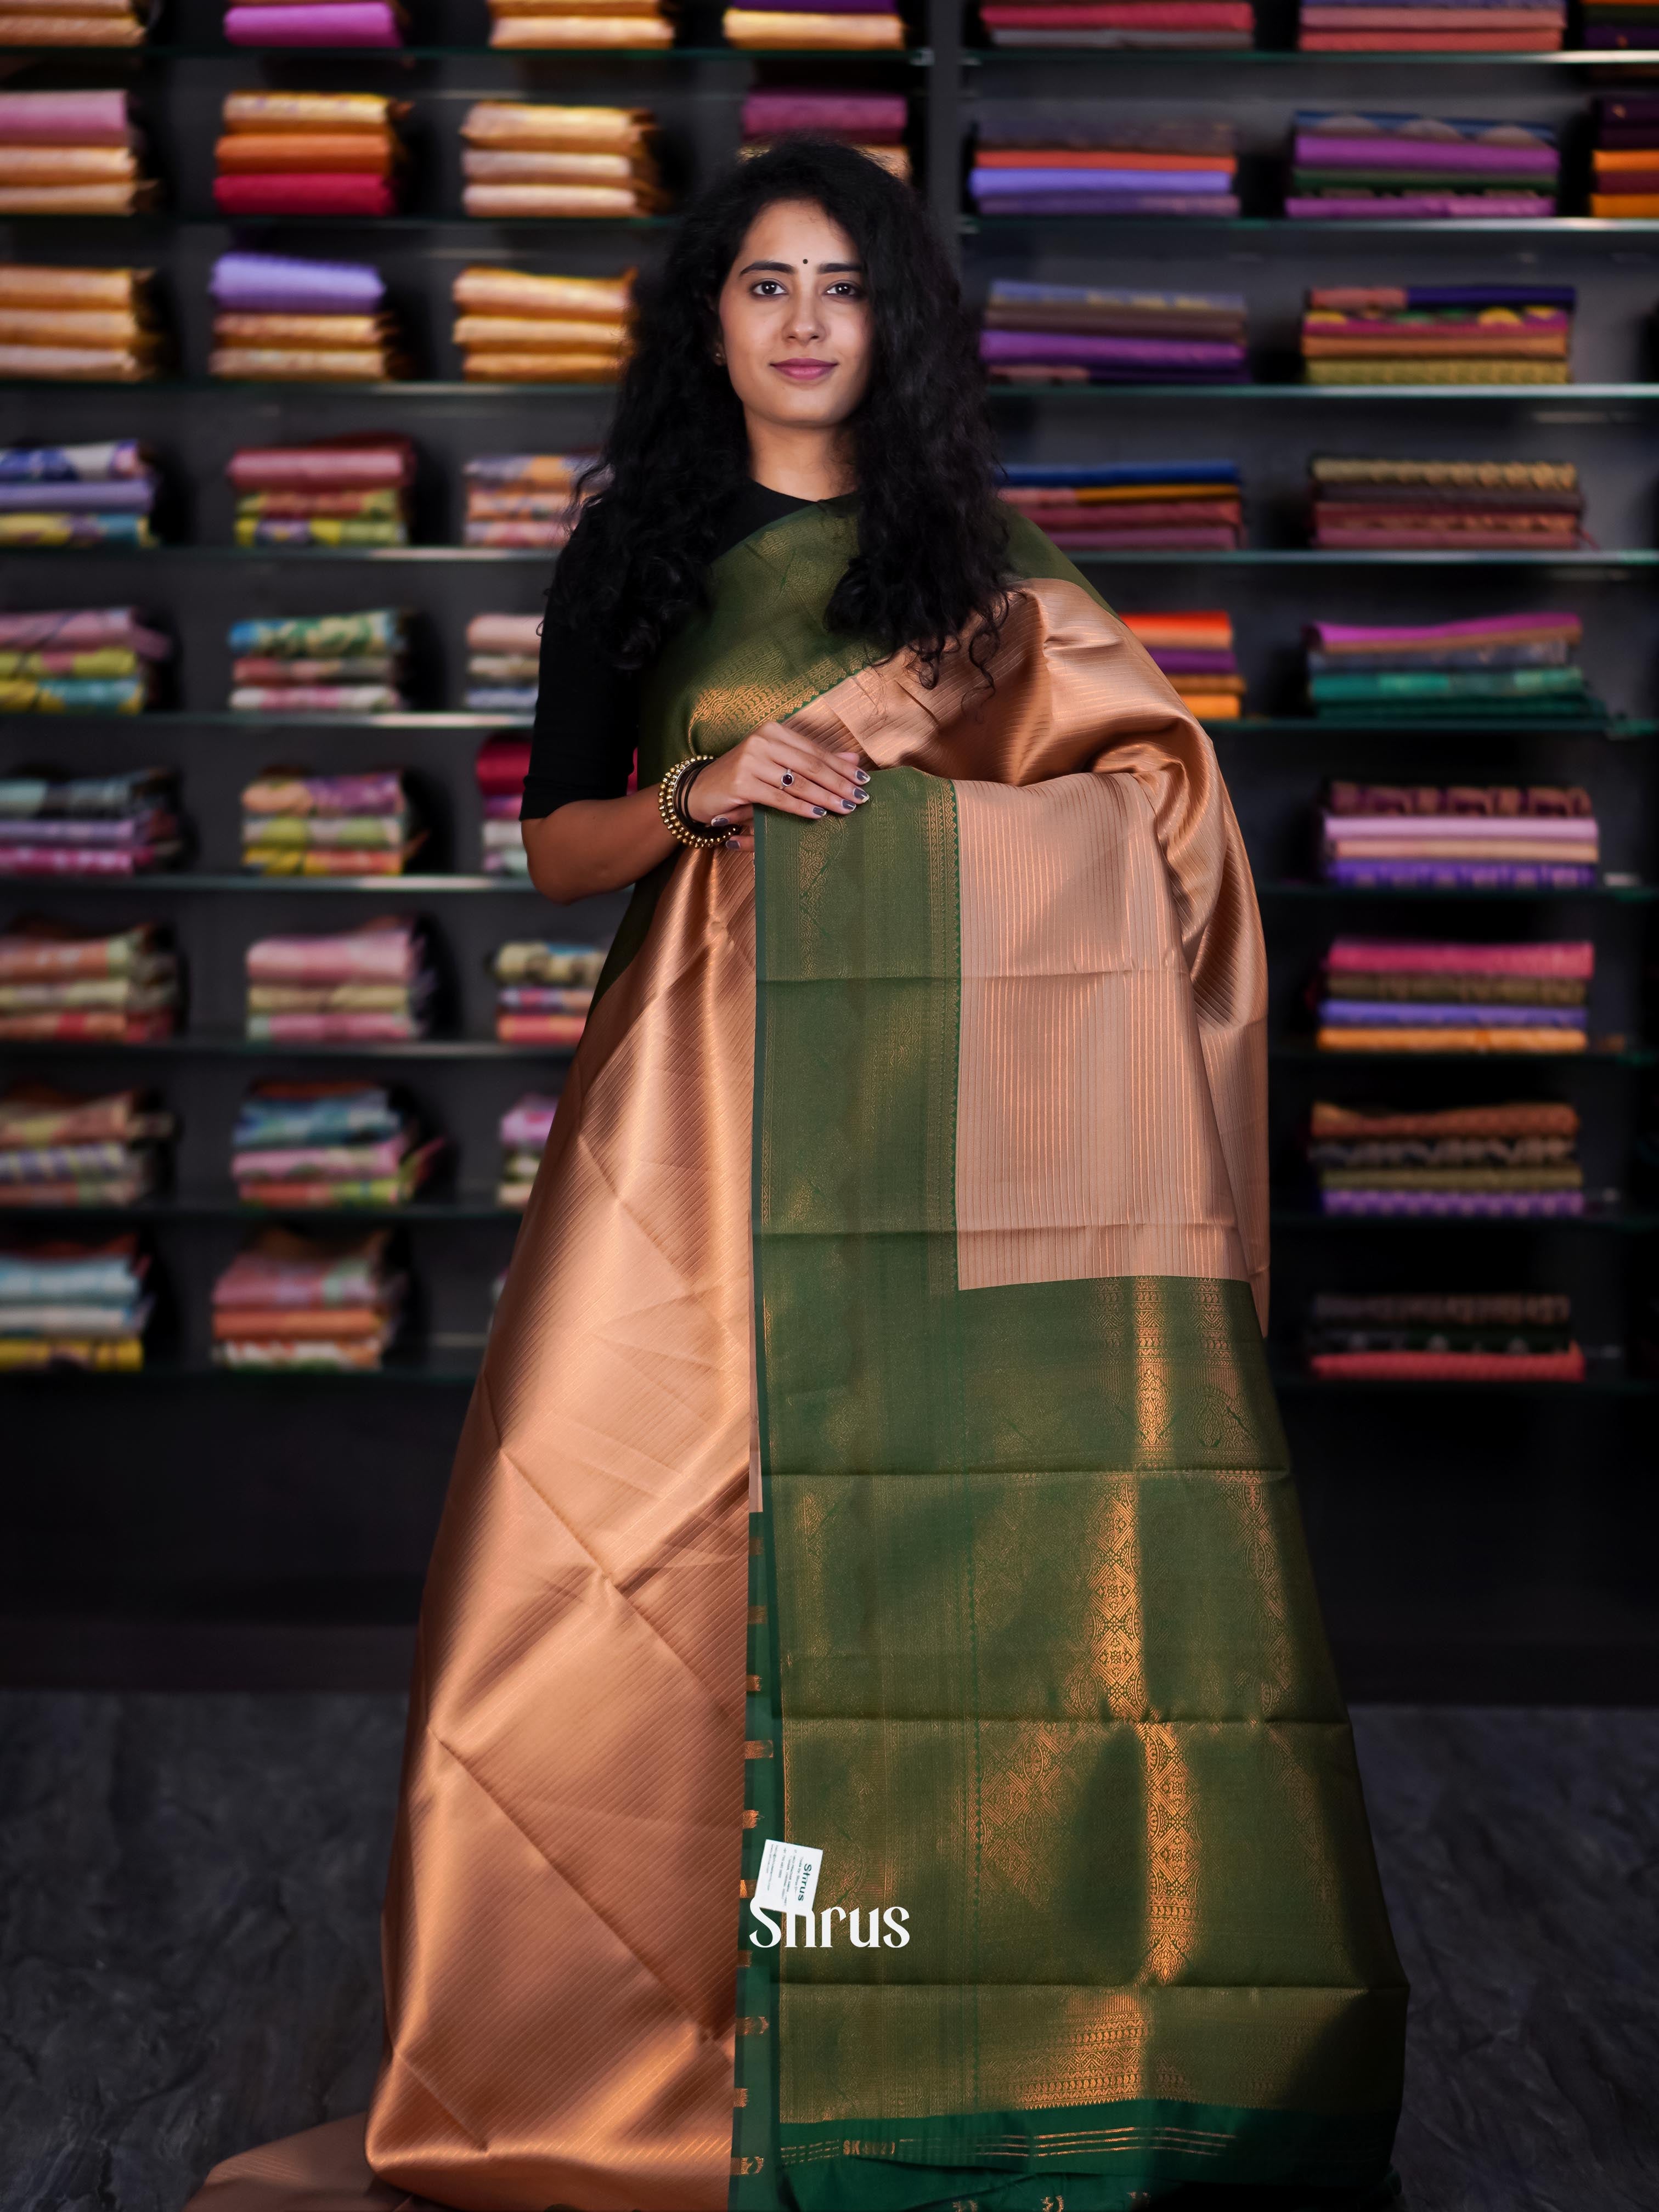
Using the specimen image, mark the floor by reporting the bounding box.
[2,1698,1656,2212]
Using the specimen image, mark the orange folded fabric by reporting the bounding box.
[215,129,398,173]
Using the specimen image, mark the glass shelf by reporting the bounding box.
[0,873,544,893]
[0,1191,520,1222]
[986,383,1659,404]
[0,41,933,60]
[1259,880,1656,903]
[1269,1372,1659,1398]
[0,1034,572,1059]
[1,211,678,231]
[0,1350,484,1385]
[5,544,1656,571]
[1271,1040,1655,1065]
[0,709,526,729]
[1213,717,1656,739]
[964,214,1659,236]
[1272,1207,1659,1232]
[963,44,1659,65]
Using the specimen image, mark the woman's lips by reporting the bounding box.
[771,358,836,382]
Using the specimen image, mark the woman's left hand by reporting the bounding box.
[685,719,869,853]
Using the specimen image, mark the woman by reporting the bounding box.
[190,142,1406,2212]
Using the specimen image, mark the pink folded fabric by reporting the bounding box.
[0,89,133,144]
[246,923,421,983]
[224,1,402,39]
[1309,1348,1585,1381]
[466,612,542,654]
[213,173,398,216]
[1325,938,1595,978]
[0,607,168,654]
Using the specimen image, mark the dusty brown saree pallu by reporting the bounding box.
[185,501,1404,2212]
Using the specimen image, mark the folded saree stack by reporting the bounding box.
[464,613,540,709]
[1305,610,1595,720]
[1590,92,1659,209]
[462,455,590,548]
[210,252,406,382]
[1119,608,1244,715]
[0,439,158,548]
[741,89,910,179]
[977,0,1254,43]
[452,265,630,382]
[970,107,1238,215]
[476,738,529,873]
[224,0,405,46]
[231,1080,441,1205]
[0,918,179,1040]
[723,0,905,46]
[212,1227,406,1369]
[229,435,414,548]
[0,1082,173,1206]
[1305,1289,1584,1379]
[1319,780,1598,889]
[486,0,673,45]
[1297,0,1563,47]
[0,266,165,382]
[0,90,155,214]
[0,766,182,876]
[1308,1097,1584,1217]
[213,92,408,219]
[244,916,434,1041]
[460,103,663,217]
[228,610,407,713]
[1300,283,1573,384]
[0,1232,149,1370]
[981,279,1248,382]
[491,938,604,1045]
[241,770,425,876]
[0,0,150,41]
[1001,460,1243,549]
[496,1091,558,1206]
[1316,935,1593,1051]
[0,606,168,712]
[1583,0,1659,48]
[1286,112,1560,218]
[1308,455,1584,550]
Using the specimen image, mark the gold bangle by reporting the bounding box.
[658,755,732,850]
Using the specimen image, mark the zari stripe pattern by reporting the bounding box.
[732,767,1406,2210]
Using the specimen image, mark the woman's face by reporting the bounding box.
[715,198,873,435]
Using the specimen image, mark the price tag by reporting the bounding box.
[753,1838,822,1916]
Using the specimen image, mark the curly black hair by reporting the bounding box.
[549,138,1009,687]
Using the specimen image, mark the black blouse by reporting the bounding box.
[520,479,813,821]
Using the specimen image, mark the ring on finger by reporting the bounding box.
[781,770,794,788]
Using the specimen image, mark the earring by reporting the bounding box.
[713,346,725,364]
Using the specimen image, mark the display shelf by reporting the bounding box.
[1272,1207,1659,1232]
[0,1035,573,1060]
[1214,718,1657,740]
[1271,1041,1655,1064]
[0,874,544,893]
[1268,1371,1659,1397]
[2,212,680,232]
[0,1351,484,1385]
[964,215,1659,236]
[1259,881,1656,902]
[0,711,527,731]
[8,544,1655,571]
[962,45,1659,64]
[0,1192,520,1222]
[0,41,935,58]
[984,384,1659,404]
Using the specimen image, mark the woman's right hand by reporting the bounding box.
[684,720,868,848]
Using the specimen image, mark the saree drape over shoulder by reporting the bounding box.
[187,501,1406,2212]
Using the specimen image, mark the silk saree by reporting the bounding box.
[187,499,1407,2212]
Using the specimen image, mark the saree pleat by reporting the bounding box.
[185,500,1403,2212]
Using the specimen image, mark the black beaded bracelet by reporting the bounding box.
[658,755,733,851]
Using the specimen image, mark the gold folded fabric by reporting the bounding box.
[0,307,150,344]
[0,148,139,183]
[215,131,399,173]
[452,263,633,317]
[221,90,407,129]
[211,347,396,381]
[723,7,905,41]
[0,184,153,213]
[461,184,656,217]
[0,342,151,377]
[459,100,653,151]
[461,348,622,381]
[461,148,648,182]
[2,0,146,14]
[0,263,150,308]
[490,14,674,41]
[454,312,627,349]
[213,311,392,345]
[0,13,145,35]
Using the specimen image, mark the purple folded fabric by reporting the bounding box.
[0,478,154,515]
[1286,194,1555,218]
[1324,860,1597,890]
[0,815,171,845]
[980,329,1246,370]
[211,252,386,315]
[972,167,1235,195]
[1292,136,1558,175]
[1321,1188,1585,1217]
[224,1,402,41]
[974,192,1242,217]
[743,91,906,136]
[0,90,133,144]
[1147,647,1239,674]
[1319,998,1587,1028]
